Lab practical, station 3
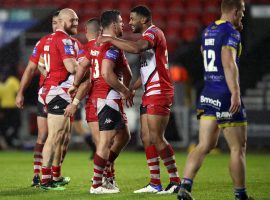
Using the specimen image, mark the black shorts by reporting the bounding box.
[140,104,147,115]
[74,106,82,121]
[37,101,47,118]
[97,99,126,131]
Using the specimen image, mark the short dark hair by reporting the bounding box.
[221,0,243,12]
[131,5,151,21]
[100,10,120,28]
[86,18,101,31]
[53,10,60,18]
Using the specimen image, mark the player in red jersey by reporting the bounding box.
[98,6,181,194]
[68,10,132,194]
[37,8,82,190]
[65,18,100,157]
[15,11,61,187]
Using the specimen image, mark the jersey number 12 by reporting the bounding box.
[203,50,217,72]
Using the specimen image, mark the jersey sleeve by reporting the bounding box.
[222,30,240,50]
[56,37,77,60]
[104,46,120,63]
[29,37,46,64]
[142,29,156,48]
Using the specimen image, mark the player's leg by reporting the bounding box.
[88,122,99,146]
[147,112,181,194]
[41,113,69,190]
[90,129,119,194]
[178,119,220,200]
[133,107,163,194]
[31,115,48,187]
[31,97,48,186]
[223,125,250,200]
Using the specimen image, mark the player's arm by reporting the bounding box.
[99,36,151,54]
[16,60,38,109]
[64,76,91,118]
[63,58,78,74]
[221,46,241,114]
[102,59,130,99]
[123,64,132,88]
[68,57,91,96]
[37,55,47,77]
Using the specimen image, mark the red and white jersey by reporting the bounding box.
[30,34,52,88]
[95,42,128,99]
[42,30,83,88]
[140,25,174,104]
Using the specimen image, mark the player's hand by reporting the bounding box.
[96,35,112,46]
[121,88,131,100]
[68,85,78,98]
[126,89,135,108]
[16,93,24,109]
[229,92,241,114]
[64,103,77,118]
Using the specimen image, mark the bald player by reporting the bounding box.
[38,8,82,190]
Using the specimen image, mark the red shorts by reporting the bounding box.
[140,104,171,116]
[85,97,98,122]
[141,94,173,116]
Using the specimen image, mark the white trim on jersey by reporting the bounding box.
[145,90,161,96]
[146,83,160,91]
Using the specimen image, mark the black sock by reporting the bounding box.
[180,178,193,192]
[235,188,248,200]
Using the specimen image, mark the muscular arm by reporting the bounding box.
[123,64,132,88]
[101,59,129,95]
[102,37,151,54]
[222,47,240,95]
[73,57,91,86]
[63,58,79,74]
[221,47,241,113]
[17,61,38,95]
[132,77,142,90]
[16,61,38,108]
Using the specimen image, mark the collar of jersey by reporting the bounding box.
[215,20,227,25]
[143,24,155,34]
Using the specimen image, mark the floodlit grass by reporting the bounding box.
[0,150,269,200]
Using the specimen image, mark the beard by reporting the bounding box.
[64,23,77,35]
[236,21,243,32]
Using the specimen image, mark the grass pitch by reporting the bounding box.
[0,150,269,200]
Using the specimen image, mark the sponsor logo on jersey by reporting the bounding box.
[64,45,75,55]
[205,38,215,46]
[32,47,37,56]
[105,48,119,61]
[44,45,50,51]
[216,111,232,119]
[90,50,99,56]
[200,95,221,107]
[227,39,238,48]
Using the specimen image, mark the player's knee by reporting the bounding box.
[197,143,215,154]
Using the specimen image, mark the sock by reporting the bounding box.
[103,150,118,178]
[52,165,61,181]
[180,178,193,192]
[235,188,248,200]
[145,145,161,185]
[92,154,107,188]
[158,144,180,184]
[41,167,52,185]
[33,143,44,175]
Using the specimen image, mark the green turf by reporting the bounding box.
[0,151,269,200]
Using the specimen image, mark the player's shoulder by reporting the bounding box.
[143,25,159,38]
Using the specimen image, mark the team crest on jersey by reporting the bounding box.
[62,39,73,45]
